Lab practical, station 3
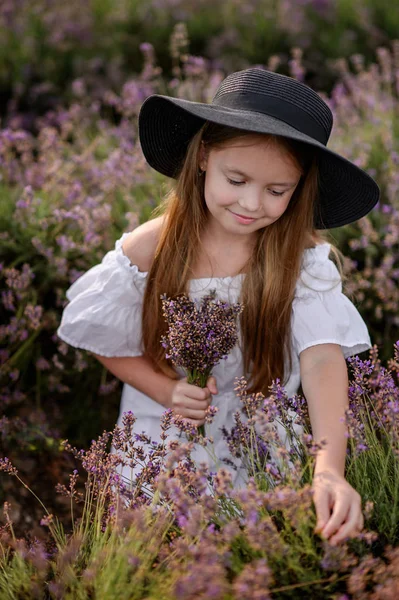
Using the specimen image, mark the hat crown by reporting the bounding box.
[212,68,333,142]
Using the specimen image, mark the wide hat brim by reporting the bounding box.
[138,94,380,230]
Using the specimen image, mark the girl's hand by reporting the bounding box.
[170,376,218,427]
[312,469,364,545]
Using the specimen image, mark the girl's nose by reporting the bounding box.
[238,190,263,213]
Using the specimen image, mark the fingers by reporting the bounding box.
[207,376,218,395]
[175,407,208,421]
[312,472,364,546]
[179,376,218,398]
[171,376,218,426]
[174,397,210,411]
[313,488,332,534]
[329,502,364,545]
[319,497,350,541]
[181,418,205,427]
[172,399,209,425]
[316,497,363,545]
[180,382,212,401]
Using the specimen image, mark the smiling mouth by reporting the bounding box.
[229,210,258,220]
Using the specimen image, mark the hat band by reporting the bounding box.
[212,93,328,145]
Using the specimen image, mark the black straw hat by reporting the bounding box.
[138,68,380,229]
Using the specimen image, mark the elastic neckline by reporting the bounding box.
[116,232,330,281]
[115,232,246,283]
[190,273,246,283]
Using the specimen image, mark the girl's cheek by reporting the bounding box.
[205,189,234,212]
[274,196,291,215]
[218,188,237,208]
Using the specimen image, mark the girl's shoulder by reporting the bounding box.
[292,242,371,358]
[121,216,165,273]
[301,241,332,266]
[298,242,341,293]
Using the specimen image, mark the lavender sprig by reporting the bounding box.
[160,289,244,436]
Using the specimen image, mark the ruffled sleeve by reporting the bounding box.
[292,243,371,358]
[56,232,148,357]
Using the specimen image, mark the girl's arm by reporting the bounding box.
[300,343,363,545]
[91,353,176,410]
[299,343,349,476]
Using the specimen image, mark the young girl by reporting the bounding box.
[57,68,379,546]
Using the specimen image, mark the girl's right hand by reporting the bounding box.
[170,376,218,426]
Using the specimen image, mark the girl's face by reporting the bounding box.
[199,134,302,245]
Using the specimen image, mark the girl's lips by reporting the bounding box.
[229,210,257,222]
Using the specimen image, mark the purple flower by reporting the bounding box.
[160,290,244,377]
[160,290,244,436]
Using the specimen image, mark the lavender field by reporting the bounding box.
[1,2,399,598]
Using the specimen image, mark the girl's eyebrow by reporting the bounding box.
[224,166,297,186]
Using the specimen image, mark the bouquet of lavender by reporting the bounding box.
[160,289,244,436]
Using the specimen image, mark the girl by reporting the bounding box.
[57,68,379,546]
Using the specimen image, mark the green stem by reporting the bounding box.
[186,368,213,438]
[271,573,345,593]
[2,328,42,368]
[15,474,51,518]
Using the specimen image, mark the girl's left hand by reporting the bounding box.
[312,469,364,545]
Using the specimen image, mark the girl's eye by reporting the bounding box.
[227,178,244,186]
[227,178,285,196]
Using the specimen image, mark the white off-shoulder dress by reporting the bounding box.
[57,232,371,488]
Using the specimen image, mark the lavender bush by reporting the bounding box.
[325,43,399,358]
[0,42,164,454]
[1,343,399,598]
[0,0,398,107]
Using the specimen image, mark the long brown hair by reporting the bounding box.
[141,121,338,395]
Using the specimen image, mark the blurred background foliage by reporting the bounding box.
[1,0,399,126]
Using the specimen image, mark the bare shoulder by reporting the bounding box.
[121,215,165,272]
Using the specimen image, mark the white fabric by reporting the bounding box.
[57,232,371,487]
